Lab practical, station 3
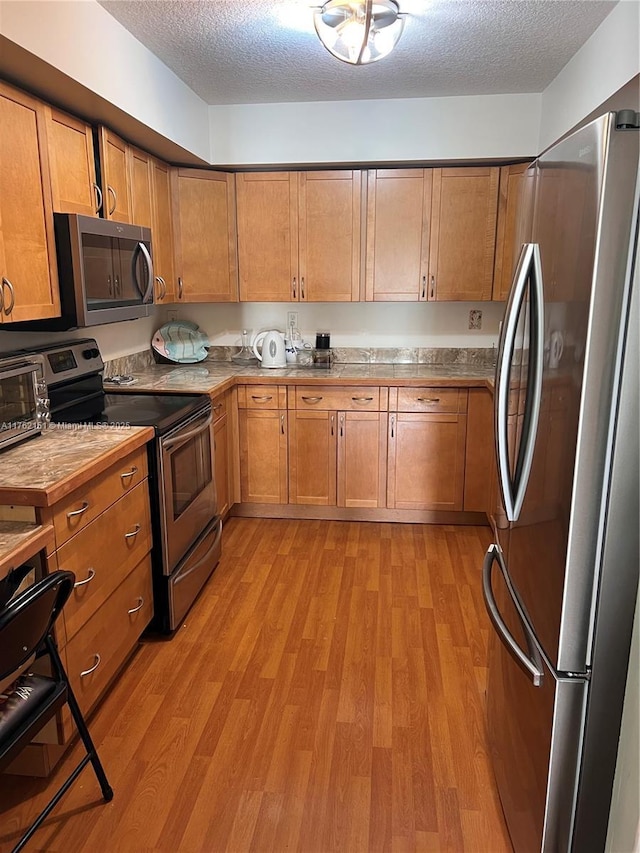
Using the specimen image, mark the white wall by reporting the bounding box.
[0,313,158,361]
[0,0,211,161]
[539,0,640,150]
[209,93,541,165]
[166,301,504,350]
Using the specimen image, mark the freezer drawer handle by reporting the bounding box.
[482,544,544,687]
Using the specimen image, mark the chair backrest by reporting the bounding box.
[0,571,75,683]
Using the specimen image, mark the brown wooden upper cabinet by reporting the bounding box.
[45,106,100,216]
[366,166,500,301]
[0,81,60,322]
[98,127,132,223]
[492,162,530,301]
[236,170,362,302]
[151,158,176,303]
[428,167,500,301]
[128,145,154,230]
[172,168,238,302]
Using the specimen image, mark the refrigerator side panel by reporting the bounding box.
[572,225,639,852]
[557,121,640,671]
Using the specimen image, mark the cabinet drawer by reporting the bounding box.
[66,555,152,717]
[56,481,151,641]
[394,387,467,413]
[295,386,381,411]
[238,385,287,409]
[211,392,228,422]
[52,448,148,546]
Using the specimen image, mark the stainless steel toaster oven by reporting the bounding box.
[0,354,48,452]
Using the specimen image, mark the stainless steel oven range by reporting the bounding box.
[28,338,221,634]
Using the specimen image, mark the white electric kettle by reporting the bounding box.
[252,330,286,368]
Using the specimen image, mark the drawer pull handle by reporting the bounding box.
[67,501,89,519]
[352,396,374,403]
[251,395,273,402]
[417,397,441,403]
[74,568,96,588]
[213,403,223,411]
[301,396,323,403]
[80,654,101,677]
[124,524,141,539]
[120,466,138,481]
[128,596,145,615]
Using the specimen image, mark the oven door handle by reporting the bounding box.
[174,519,223,586]
[162,412,213,451]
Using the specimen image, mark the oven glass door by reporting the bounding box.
[160,408,217,574]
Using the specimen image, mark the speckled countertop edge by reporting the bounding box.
[0,522,55,580]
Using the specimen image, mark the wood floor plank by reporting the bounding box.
[0,518,511,853]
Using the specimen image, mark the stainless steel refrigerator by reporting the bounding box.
[483,110,639,852]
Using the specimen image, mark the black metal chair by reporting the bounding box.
[0,566,113,852]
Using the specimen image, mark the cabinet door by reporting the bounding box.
[463,389,494,512]
[128,145,154,230]
[173,169,238,302]
[387,412,467,510]
[236,172,298,301]
[45,106,98,216]
[428,167,499,301]
[151,158,176,302]
[0,82,60,322]
[99,127,131,223]
[493,163,529,301]
[298,170,361,301]
[239,409,288,503]
[214,411,230,518]
[337,411,387,508]
[288,410,337,505]
[365,169,431,301]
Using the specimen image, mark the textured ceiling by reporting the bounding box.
[98,0,616,105]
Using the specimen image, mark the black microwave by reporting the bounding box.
[11,214,154,331]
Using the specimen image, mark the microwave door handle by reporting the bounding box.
[162,412,213,451]
[495,242,534,522]
[136,241,154,304]
[131,242,154,303]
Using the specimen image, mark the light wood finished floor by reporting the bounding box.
[0,518,512,853]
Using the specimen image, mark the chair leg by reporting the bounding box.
[46,639,113,802]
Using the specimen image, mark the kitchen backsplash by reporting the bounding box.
[105,345,497,374]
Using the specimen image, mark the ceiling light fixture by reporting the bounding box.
[313,0,405,66]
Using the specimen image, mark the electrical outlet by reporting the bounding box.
[469,309,482,330]
[287,311,298,330]
[167,309,179,322]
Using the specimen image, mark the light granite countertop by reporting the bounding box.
[105,362,496,395]
[0,425,154,507]
[0,521,55,581]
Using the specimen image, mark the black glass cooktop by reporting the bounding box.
[51,392,210,436]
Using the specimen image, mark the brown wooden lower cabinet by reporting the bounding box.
[288,409,387,509]
[8,447,154,776]
[239,408,288,503]
[387,411,467,511]
[64,556,152,721]
[336,411,387,508]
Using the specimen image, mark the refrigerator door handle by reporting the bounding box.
[511,243,545,521]
[482,544,545,687]
[495,242,544,522]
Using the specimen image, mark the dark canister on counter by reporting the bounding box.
[315,332,331,349]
